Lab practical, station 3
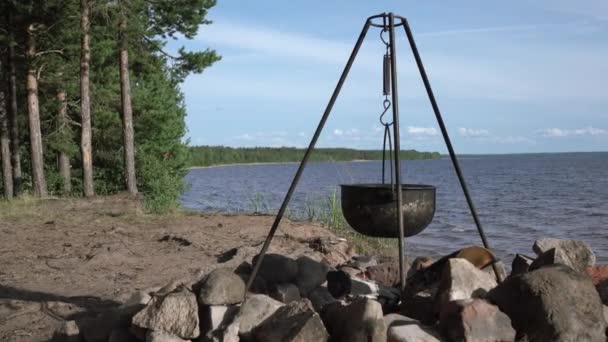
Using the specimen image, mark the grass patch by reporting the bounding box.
[0,195,53,222]
[301,189,398,256]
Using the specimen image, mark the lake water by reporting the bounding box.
[181,153,608,264]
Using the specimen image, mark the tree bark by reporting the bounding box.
[57,90,71,194]
[26,25,48,197]
[0,89,14,199]
[119,16,138,195]
[80,0,94,197]
[7,14,22,195]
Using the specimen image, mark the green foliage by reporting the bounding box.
[189,146,441,167]
[0,0,220,210]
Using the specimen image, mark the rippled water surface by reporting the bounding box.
[181,153,608,263]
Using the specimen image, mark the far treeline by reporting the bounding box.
[0,0,220,211]
[189,146,442,167]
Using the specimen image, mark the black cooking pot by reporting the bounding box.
[340,183,436,238]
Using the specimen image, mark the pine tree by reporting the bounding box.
[5,11,22,195]
[118,4,137,195]
[80,0,94,197]
[0,86,13,198]
[25,23,47,197]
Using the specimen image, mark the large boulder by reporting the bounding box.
[439,299,515,342]
[235,294,283,338]
[384,314,441,342]
[436,258,497,309]
[532,238,595,272]
[295,256,330,295]
[269,283,301,304]
[200,305,238,336]
[253,299,328,342]
[306,286,337,312]
[198,268,245,305]
[511,253,534,276]
[251,254,299,285]
[321,297,386,342]
[52,320,80,342]
[77,304,144,342]
[400,290,436,325]
[366,261,402,288]
[146,331,189,342]
[488,264,605,341]
[132,287,200,340]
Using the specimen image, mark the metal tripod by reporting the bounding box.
[244,12,502,297]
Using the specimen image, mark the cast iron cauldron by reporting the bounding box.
[340,183,436,238]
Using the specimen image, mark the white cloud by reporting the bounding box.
[407,126,438,137]
[333,128,360,137]
[537,127,608,137]
[418,24,541,37]
[195,19,376,69]
[458,127,491,137]
[496,136,535,144]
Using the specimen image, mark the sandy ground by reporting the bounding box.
[0,195,353,341]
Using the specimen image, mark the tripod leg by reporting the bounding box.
[388,13,408,291]
[244,19,373,295]
[400,18,503,282]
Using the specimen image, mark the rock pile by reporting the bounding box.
[53,238,608,342]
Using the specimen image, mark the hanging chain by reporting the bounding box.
[380,25,394,185]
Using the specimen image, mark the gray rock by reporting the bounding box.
[146,331,189,342]
[234,261,267,293]
[52,320,80,342]
[482,260,507,282]
[436,258,497,309]
[533,238,595,272]
[307,286,337,312]
[321,297,386,342]
[121,290,153,307]
[254,299,328,342]
[407,256,434,279]
[270,283,301,303]
[366,261,403,288]
[132,288,200,340]
[511,253,534,276]
[339,266,365,278]
[348,255,378,270]
[236,294,284,337]
[252,253,299,284]
[198,268,245,305]
[604,305,608,339]
[295,256,330,295]
[400,290,436,325]
[108,328,134,342]
[79,304,144,342]
[439,299,515,342]
[488,264,605,341]
[385,314,441,342]
[200,305,238,335]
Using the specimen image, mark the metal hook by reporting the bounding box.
[379,98,393,126]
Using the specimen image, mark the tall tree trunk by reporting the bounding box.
[80,0,94,197]
[57,90,71,194]
[26,25,47,197]
[7,13,22,195]
[119,16,138,195]
[0,89,14,199]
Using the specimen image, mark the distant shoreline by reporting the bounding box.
[188,159,373,170]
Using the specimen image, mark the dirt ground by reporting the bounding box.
[0,195,353,341]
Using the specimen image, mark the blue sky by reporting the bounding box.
[172,1,607,154]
